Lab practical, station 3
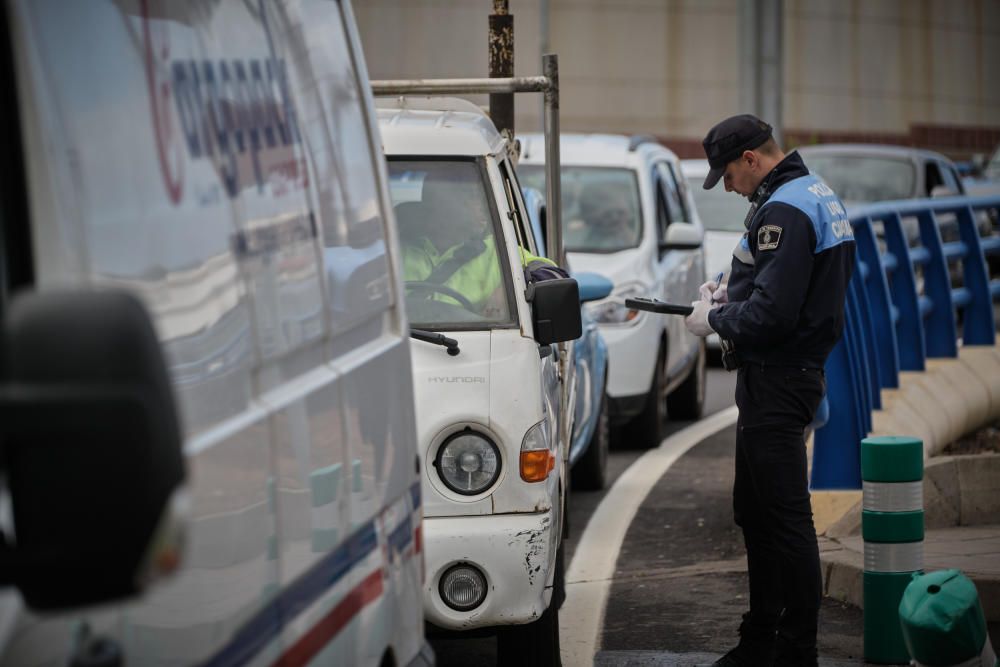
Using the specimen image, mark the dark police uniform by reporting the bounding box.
[707,150,856,664]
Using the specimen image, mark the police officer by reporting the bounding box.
[684,114,855,667]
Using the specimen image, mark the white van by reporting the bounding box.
[0,2,431,666]
[376,97,581,664]
[520,134,707,447]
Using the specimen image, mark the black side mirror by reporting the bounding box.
[0,290,185,610]
[528,278,582,345]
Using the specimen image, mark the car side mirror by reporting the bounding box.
[658,222,704,251]
[575,272,614,303]
[930,185,958,198]
[528,278,583,345]
[0,290,186,611]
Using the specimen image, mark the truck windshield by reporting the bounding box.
[520,165,642,253]
[388,159,514,329]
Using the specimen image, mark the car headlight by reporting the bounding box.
[435,430,501,495]
[586,284,646,325]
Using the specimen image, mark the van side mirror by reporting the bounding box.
[528,278,582,345]
[575,272,614,303]
[658,222,703,251]
[0,290,186,610]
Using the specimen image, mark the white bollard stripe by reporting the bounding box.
[864,541,923,573]
[863,480,923,512]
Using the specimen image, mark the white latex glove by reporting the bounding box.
[712,283,728,304]
[685,300,717,337]
[699,280,729,304]
[698,279,718,303]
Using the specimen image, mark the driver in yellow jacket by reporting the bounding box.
[400,166,555,318]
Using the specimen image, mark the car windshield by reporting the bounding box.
[520,165,642,253]
[803,153,916,203]
[387,159,513,329]
[685,176,750,232]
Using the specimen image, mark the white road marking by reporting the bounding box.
[559,406,740,666]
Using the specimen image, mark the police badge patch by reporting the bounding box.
[757,224,782,250]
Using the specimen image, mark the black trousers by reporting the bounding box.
[733,363,825,659]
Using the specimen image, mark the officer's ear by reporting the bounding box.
[741,150,758,169]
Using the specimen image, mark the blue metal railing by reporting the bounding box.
[811,195,1000,490]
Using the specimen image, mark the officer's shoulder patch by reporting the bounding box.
[757,224,782,251]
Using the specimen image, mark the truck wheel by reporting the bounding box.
[573,390,609,491]
[623,346,666,449]
[667,339,705,420]
[496,569,562,666]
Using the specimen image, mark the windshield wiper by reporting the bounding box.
[410,328,460,356]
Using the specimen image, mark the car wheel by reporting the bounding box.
[572,389,609,491]
[496,553,562,666]
[667,339,706,420]
[622,345,666,449]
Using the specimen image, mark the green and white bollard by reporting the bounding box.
[900,569,998,667]
[862,435,924,664]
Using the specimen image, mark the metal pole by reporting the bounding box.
[539,0,549,129]
[759,0,784,145]
[371,77,550,97]
[542,53,562,267]
[489,0,514,138]
[740,0,783,145]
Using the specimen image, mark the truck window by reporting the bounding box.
[388,158,516,329]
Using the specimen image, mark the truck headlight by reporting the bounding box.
[434,430,501,495]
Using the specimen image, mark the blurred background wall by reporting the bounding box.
[353,0,1000,159]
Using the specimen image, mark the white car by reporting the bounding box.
[680,159,749,354]
[377,97,579,662]
[520,134,706,447]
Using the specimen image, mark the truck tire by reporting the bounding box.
[496,548,563,666]
[667,339,706,420]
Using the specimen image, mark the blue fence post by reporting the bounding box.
[955,204,994,344]
[854,218,900,389]
[917,210,958,357]
[814,331,864,489]
[882,211,926,371]
[852,269,883,410]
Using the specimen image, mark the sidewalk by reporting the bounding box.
[816,449,1000,624]
[820,525,1000,622]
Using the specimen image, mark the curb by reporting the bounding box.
[820,528,1000,623]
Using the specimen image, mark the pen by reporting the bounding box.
[711,271,724,304]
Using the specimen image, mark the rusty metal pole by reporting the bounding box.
[542,54,562,267]
[489,0,514,138]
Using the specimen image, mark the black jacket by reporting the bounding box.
[708,151,856,369]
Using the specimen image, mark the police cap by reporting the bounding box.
[701,114,773,190]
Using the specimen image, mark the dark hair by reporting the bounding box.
[756,137,782,156]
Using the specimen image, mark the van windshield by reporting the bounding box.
[520,165,642,253]
[388,159,514,329]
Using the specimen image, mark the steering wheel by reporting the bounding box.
[405,281,476,310]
